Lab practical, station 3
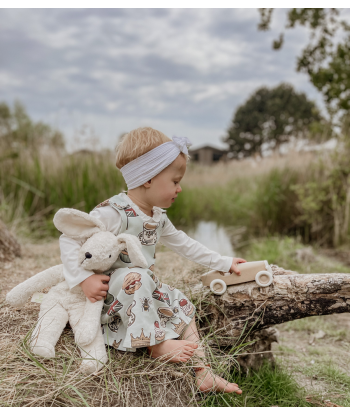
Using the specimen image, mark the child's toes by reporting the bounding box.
[183,352,194,358]
[184,345,196,352]
[182,351,192,358]
[222,382,241,394]
[183,341,197,349]
[227,384,240,393]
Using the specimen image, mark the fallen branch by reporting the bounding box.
[194,265,350,371]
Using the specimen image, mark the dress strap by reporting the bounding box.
[108,195,129,233]
[93,194,128,233]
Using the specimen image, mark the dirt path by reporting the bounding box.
[272,314,350,406]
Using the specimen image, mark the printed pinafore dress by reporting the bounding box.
[96,194,196,352]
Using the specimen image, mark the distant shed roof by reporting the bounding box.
[189,145,228,154]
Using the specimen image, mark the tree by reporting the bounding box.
[258,8,350,117]
[0,101,65,152]
[224,83,321,158]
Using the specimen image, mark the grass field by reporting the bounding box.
[1,235,350,407]
[0,149,324,240]
[1,146,350,406]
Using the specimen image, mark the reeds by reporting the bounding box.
[1,146,348,246]
[0,148,125,236]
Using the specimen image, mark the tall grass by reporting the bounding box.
[1,147,349,247]
[171,163,303,234]
[0,149,125,236]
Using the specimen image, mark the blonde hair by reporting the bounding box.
[116,127,187,169]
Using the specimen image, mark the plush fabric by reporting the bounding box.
[6,264,64,307]
[53,208,106,240]
[6,208,148,374]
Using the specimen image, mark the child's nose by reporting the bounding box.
[177,185,182,193]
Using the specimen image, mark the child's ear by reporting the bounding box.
[53,208,106,240]
[143,179,152,188]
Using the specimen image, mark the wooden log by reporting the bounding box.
[194,265,350,371]
[0,219,21,262]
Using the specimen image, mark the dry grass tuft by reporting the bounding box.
[0,299,240,407]
[0,305,198,407]
[0,240,241,407]
[0,218,21,262]
[183,151,315,188]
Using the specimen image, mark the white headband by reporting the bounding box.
[120,136,192,190]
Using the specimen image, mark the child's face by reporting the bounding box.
[148,155,186,208]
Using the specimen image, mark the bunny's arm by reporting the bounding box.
[6,264,64,307]
[116,234,148,268]
[73,299,104,347]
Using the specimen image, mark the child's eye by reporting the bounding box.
[174,181,178,185]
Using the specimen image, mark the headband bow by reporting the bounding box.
[172,136,192,155]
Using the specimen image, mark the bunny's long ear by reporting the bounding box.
[53,208,106,240]
[116,234,148,268]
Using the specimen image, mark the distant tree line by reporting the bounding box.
[0,101,64,157]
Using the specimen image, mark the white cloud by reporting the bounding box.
[0,8,329,149]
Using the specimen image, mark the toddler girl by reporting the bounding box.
[60,127,245,394]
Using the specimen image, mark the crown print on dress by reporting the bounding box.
[130,329,151,347]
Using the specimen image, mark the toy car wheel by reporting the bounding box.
[255,271,273,287]
[209,279,227,295]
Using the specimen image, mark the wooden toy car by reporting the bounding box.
[201,260,273,295]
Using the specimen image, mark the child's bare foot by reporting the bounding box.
[195,367,242,394]
[147,340,198,362]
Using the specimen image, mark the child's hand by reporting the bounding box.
[80,274,110,303]
[229,258,247,276]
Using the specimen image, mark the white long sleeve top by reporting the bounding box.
[60,194,233,289]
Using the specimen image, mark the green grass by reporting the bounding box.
[0,150,314,243]
[0,151,125,237]
[283,317,348,343]
[2,147,350,406]
[297,359,350,406]
[307,347,324,356]
[169,166,303,234]
[202,363,312,407]
[2,148,350,251]
[238,235,350,274]
[277,345,296,354]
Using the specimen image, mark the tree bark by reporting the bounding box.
[0,219,21,262]
[194,265,350,371]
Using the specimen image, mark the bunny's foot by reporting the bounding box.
[31,339,55,358]
[78,330,108,374]
[80,355,108,374]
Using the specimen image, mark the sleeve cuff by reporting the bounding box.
[63,266,95,290]
[219,256,233,273]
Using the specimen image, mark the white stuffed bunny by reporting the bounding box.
[6,208,148,374]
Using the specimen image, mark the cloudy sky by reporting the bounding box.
[0,8,327,150]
